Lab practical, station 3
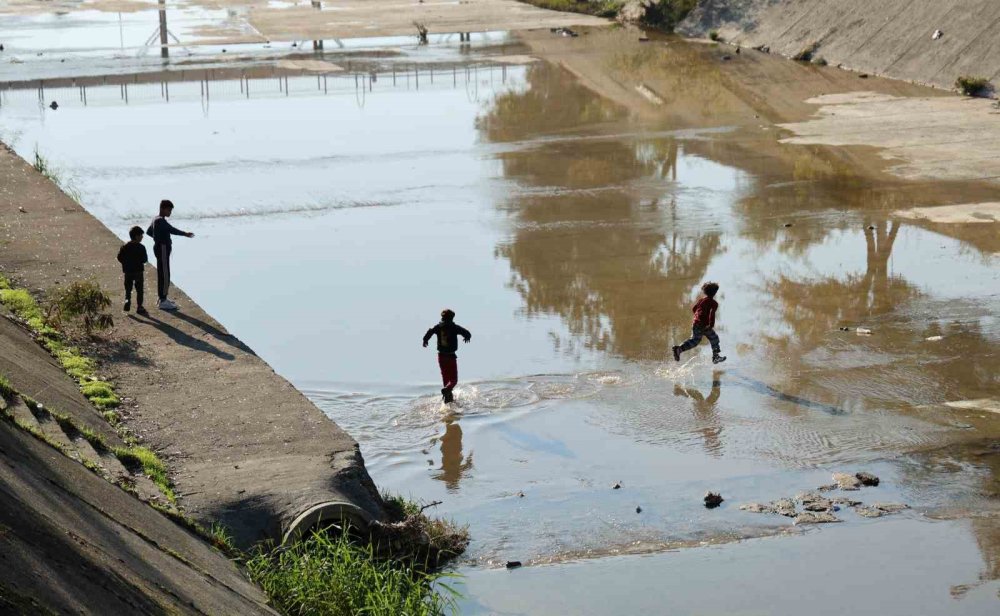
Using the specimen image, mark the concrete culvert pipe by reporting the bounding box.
[282,501,374,545]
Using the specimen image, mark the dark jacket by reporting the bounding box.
[692,296,718,329]
[117,241,148,275]
[423,321,472,356]
[147,216,187,246]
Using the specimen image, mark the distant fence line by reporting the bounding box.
[0,62,523,110]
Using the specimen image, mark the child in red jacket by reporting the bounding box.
[673,282,726,364]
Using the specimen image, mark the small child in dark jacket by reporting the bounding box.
[673,281,726,364]
[117,226,149,315]
[423,309,472,403]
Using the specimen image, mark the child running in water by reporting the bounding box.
[673,282,726,364]
[423,309,472,403]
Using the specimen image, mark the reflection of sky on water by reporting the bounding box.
[1,46,998,601]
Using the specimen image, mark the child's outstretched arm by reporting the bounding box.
[422,326,437,348]
[457,325,472,343]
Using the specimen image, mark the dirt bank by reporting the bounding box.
[0,142,385,547]
[678,0,1000,92]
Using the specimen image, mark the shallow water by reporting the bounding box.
[1,30,998,613]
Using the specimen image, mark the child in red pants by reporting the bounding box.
[423,309,472,403]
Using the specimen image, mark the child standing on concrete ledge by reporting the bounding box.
[423,309,472,403]
[673,281,726,364]
[117,226,149,316]
[147,199,194,311]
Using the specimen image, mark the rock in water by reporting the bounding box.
[739,503,775,514]
[803,500,834,512]
[772,498,797,517]
[794,511,841,525]
[855,471,880,486]
[506,561,522,569]
[704,492,724,508]
[833,472,861,491]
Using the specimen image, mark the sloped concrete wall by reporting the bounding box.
[679,0,1000,90]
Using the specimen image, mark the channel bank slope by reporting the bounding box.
[678,0,1000,91]
[0,143,384,548]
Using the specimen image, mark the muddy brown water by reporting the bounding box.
[1,25,998,614]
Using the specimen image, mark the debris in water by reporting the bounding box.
[704,492,724,508]
[855,471,880,486]
[833,472,861,490]
[18,206,26,213]
[613,482,622,490]
[926,335,944,341]
[859,73,869,79]
[932,29,943,40]
[517,491,525,498]
[551,27,578,38]
[794,511,841,525]
[856,328,873,335]
[722,54,732,61]
[49,101,58,110]
[636,505,642,513]
[413,22,428,44]
[506,561,522,569]
[783,222,793,227]
[839,327,850,331]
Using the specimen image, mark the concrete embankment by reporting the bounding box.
[678,0,1000,91]
[0,409,278,614]
[0,143,385,548]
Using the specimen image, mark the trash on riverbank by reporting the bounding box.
[704,492,724,508]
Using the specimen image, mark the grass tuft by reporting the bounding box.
[955,75,991,97]
[375,493,470,568]
[793,41,820,62]
[245,530,460,616]
[0,374,14,400]
[114,445,176,503]
[81,380,119,409]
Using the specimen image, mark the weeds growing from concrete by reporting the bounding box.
[793,42,820,62]
[956,76,991,97]
[114,445,176,503]
[0,374,14,399]
[245,529,460,616]
[49,280,114,336]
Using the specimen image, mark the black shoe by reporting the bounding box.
[712,355,727,364]
[123,300,131,312]
[136,306,149,316]
[442,388,454,404]
[672,346,681,362]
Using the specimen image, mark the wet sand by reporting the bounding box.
[0,21,998,614]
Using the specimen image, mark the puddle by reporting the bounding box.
[1,31,998,613]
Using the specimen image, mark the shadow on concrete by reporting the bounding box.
[171,310,257,356]
[129,314,235,361]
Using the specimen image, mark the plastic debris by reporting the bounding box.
[856,328,873,335]
[926,335,943,341]
[855,471,880,487]
[932,29,943,40]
